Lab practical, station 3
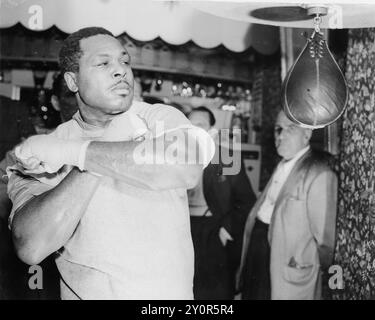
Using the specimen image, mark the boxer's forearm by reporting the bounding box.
[12,168,101,265]
[14,128,211,190]
[84,134,203,190]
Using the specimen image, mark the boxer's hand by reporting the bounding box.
[128,113,152,141]
[14,135,89,173]
[103,113,152,142]
[14,153,50,175]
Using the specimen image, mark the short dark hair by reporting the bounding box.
[189,106,216,126]
[59,27,114,74]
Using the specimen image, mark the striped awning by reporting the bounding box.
[0,0,280,53]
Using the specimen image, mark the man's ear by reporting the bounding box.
[64,72,78,93]
[50,95,60,111]
[304,128,313,142]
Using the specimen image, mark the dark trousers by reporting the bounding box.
[242,218,271,300]
[190,216,232,300]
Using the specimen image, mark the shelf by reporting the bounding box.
[132,64,251,84]
[0,56,251,84]
[143,93,224,108]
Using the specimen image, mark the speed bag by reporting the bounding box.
[282,31,348,129]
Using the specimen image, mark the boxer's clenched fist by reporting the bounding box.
[14,134,89,174]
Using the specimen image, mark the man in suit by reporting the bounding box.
[238,109,337,300]
[187,106,256,299]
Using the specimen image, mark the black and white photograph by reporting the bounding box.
[0,0,375,307]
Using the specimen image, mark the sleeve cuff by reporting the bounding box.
[77,140,91,171]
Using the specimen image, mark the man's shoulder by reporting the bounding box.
[130,100,165,113]
[129,100,151,112]
[130,100,186,118]
[49,118,80,139]
[302,149,336,178]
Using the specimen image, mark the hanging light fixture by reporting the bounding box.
[282,6,348,128]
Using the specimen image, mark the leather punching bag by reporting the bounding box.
[282,31,348,128]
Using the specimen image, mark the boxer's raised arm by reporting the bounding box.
[84,127,213,190]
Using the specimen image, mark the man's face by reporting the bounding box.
[75,34,134,117]
[274,111,311,160]
[188,111,211,132]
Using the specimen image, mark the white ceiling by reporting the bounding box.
[0,0,270,52]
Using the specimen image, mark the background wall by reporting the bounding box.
[257,57,282,190]
[334,27,375,299]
